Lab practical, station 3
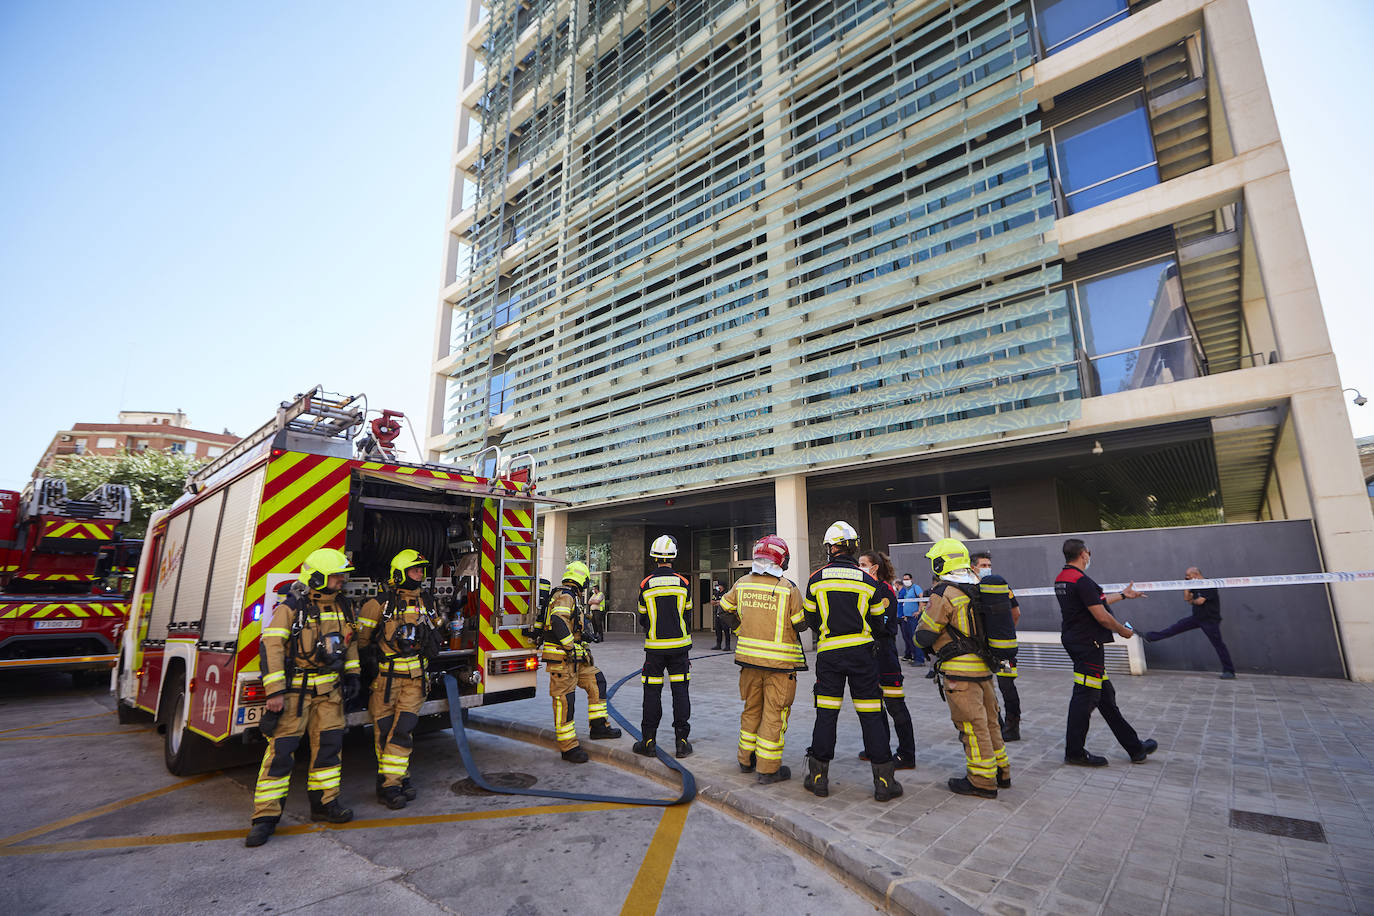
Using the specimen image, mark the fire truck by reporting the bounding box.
[115,388,556,774]
[0,479,137,683]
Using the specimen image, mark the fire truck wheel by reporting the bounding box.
[161,674,216,776]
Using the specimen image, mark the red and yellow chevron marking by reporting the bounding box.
[13,573,91,581]
[356,460,531,494]
[0,602,128,619]
[234,453,350,675]
[39,520,117,540]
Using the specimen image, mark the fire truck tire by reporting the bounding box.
[161,674,216,776]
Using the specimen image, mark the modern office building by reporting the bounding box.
[428,0,1374,677]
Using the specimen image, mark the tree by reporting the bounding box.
[45,449,206,538]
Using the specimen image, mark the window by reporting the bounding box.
[488,372,513,417]
[184,441,198,456]
[1071,258,1199,395]
[1053,93,1158,214]
[96,437,116,449]
[135,440,150,451]
[169,441,186,453]
[1034,0,1128,56]
[948,491,996,540]
[206,446,224,458]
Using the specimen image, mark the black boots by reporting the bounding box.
[1001,716,1021,742]
[244,817,277,847]
[757,765,791,785]
[997,767,1011,789]
[948,776,997,799]
[872,760,903,802]
[1129,738,1159,763]
[308,791,353,823]
[632,736,657,757]
[1065,750,1109,767]
[561,745,589,763]
[739,751,756,773]
[378,785,407,810]
[589,718,622,739]
[893,753,917,770]
[675,735,693,759]
[401,776,417,801]
[803,754,829,798]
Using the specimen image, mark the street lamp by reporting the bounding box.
[1344,388,1368,407]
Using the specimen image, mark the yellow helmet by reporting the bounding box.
[562,561,591,588]
[300,547,353,592]
[389,548,429,587]
[925,537,971,575]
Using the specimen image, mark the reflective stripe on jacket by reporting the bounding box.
[802,557,885,653]
[638,565,692,651]
[721,572,807,670]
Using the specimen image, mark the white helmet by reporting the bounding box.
[823,521,859,547]
[650,534,678,561]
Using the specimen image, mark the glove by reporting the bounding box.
[341,674,361,702]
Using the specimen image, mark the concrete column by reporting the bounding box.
[1288,390,1374,681]
[609,523,646,624]
[539,508,568,584]
[775,474,810,584]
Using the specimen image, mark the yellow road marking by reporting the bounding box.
[0,773,218,848]
[620,803,692,916]
[0,712,111,734]
[0,801,634,856]
[0,730,141,742]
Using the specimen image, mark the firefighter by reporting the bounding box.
[857,550,916,769]
[802,522,901,803]
[914,537,1009,799]
[718,535,807,784]
[633,535,694,759]
[356,549,444,810]
[972,551,1022,742]
[246,547,361,847]
[543,561,621,762]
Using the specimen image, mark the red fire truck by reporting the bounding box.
[0,479,136,684]
[115,388,556,774]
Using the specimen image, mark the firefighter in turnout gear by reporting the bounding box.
[914,538,1009,799]
[246,548,361,847]
[972,552,1022,742]
[542,561,621,763]
[356,549,443,810]
[719,535,808,784]
[802,522,902,803]
[633,535,694,759]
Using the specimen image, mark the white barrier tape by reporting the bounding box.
[1009,570,1374,598]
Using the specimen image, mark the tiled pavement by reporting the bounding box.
[466,633,1374,915]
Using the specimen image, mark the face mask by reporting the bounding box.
[902,579,912,587]
[1084,557,1092,571]
[977,567,992,579]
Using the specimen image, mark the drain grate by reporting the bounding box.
[1229,809,1327,843]
[451,772,537,796]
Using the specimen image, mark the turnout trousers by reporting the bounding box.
[641,649,691,739]
[370,674,425,788]
[995,650,1021,719]
[876,637,915,759]
[944,677,1008,790]
[547,662,609,751]
[737,667,797,775]
[807,644,891,764]
[1063,641,1144,757]
[252,687,345,821]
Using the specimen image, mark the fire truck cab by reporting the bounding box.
[116,388,556,774]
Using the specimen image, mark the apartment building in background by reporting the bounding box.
[428,0,1374,678]
[34,411,238,475]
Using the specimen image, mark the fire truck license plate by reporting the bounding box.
[33,620,82,629]
[237,705,264,726]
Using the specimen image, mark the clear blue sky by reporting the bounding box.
[0,0,1370,493]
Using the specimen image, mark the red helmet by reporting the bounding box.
[753,535,790,570]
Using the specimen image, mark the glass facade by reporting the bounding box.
[1033,0,1129,55]
[1052,93,1159,214]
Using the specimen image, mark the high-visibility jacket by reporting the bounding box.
[719,572,807,670]
[540,589,587,668]
[917,582,993,680]
[802,556,886,652]
[637,565,692,653]
[356,585,437,679]
[260,591,360,699]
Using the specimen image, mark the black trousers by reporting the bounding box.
[807,643,890,764]
[641,649,691,738]
[1146,615,1235,673]
[875,637,915,759]
[713,612,731,649]
[1063,640,1142,757]
[996,649,1020,719]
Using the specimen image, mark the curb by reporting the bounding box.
[465,713,979,916]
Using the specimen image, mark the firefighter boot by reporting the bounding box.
[1001,716,1021,742]
[740,751,756,773]
[997,767,1011,789]
[378,784,407,810]
[948,776,997,799]
[308,791,354,823]
[401,777,417,801]
[757,765,791,785]
[561,745,590,763]
[872,760,903,803]
[244,817,277,848]
[632,735,657,757]
[589,718,622,740]
[803,754,829,798]
[675,735,693,759]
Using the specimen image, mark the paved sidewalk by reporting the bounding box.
[467,633,1374,915]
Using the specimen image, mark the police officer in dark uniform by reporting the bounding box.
[1055,538,1157,766]
[972,551,1022,741]
[802,522,901,803]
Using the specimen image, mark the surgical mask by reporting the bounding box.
[977,567,992,579]
[902,579,912,586]
[1084,557,1092,571]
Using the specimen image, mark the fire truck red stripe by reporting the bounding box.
[257,465,349,535]
[260,453,325,503]
[248,501,348,584]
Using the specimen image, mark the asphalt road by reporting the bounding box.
[0,671,878,915]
